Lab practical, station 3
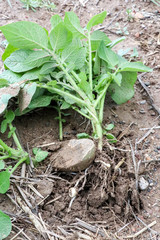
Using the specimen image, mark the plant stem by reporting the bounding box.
[88,31,93,92]
[0,139,12,153]
[10,156,28,175]
[99,94,105,124]
[95,121,103,151]
[8,123,23,151]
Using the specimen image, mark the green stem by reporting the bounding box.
[0,155,11,160]
[0,139,12,153]
[94,81,111,108]
[10,156,27,175]
[8,123,23,151]
[88,31,93,92]
[99,94,105,124]
[95,121,103,151]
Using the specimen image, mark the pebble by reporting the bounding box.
[51,139,96,171]
[139,100,146,105]
[139,176,149,191]
[139,109,146,114]
[150,111,156,116]
[157,146,160,150]
[144,82,150,86]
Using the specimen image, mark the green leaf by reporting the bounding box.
[19,82,37,111]
[86,11,107,31]
[40,62,57,74]
[107,36,125,48]
[60,101,71,110]
[64,12,86,39]
[35,150,48,162]
[119,61,152,72]
[0,171,10,194]
[24,50,51,68]
[8,127,16,138]
[0,160,5,170]
[0,210,12,239]
[98,41,119,67]
[105,123,114,131]
[20,69,40,81]
[33,147,38,155]
[62,42,86,70]
[0,21,48,49]
[50,22,72,51]
[106,133,117,143]
[4,49,33,73]
[50,14,62,29]
[5,110,15,123]
[64,95,76,105]
[109,71,137,104]
[78,73,92,98]
[0,79,8,88]
[91,30,111,51]
[77,133,90,139]
[93,51,101,75]
[2,44,18,62]
[112,73,122,86]
[1,120,8,134]
[28,95,53,109]
[0,70,22,84]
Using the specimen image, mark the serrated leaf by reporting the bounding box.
[0,160,5,170]
[91,30,111,51]
[2,44,18,62]
[119,61,152,72]
[18,82,37,111]
[4,49,33,73]
[28,95,53,109]
[86,11,107,31]
[0,70,21,84]
[35,151,48,162]
[0,210,12,239]
[1,120,8,134]
[64,12,86,39]
[98,41,119,67]
[0,171,10,194]
[5,110,15,123]
[0,21,48,49]
[24,50,51,68]
[50,22,72,51]
[109,71,137,104]
[50,14,62,29]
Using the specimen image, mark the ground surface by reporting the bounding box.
[0,0,160,239]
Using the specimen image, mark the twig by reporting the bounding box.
[12,224,32,240]
[36,142,57,148]
[116,220,156,239]
[129,141,140,190]
[16,184,33,209]
[136,125,156,144]
[140,126,160,130]
[138,73,160,115]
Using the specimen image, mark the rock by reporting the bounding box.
[139,177,149,191]
[51,139,96,172]
[139,109,145,114]
[139,100,146,105]
[36,180,54,197]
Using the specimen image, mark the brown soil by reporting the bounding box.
[0,0,160,239]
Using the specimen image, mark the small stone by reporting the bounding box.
[139,109,146,114]
[139,177,149,191]
[157,146,160,150]
[139,100,146,105]
[36,180,54,197]
[51,139,96,171]
[150,111,156,116]
[144,82,150,86]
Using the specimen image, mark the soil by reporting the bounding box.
[0,0,160,239]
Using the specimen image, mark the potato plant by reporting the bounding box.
[0,11,152,150]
